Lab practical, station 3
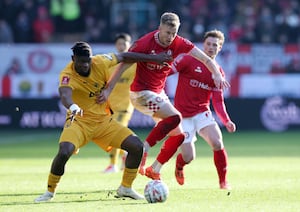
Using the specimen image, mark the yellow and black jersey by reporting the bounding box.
[59,54,118,120]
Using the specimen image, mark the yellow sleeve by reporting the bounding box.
[59,62,73,89]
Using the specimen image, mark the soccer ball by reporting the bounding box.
[144,180,169,203]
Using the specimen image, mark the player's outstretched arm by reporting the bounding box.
[118,52,173,64]
[96,52,172,104]
[95,62,130,104]
[189,47,230,89]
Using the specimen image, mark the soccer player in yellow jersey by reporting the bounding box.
[103,33,136,173]
[34,41,172,202]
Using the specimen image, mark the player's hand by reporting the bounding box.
[212,73,230,90]
[155,52,173,65]
[95,89,109,104]
[69,104,83,116]
[225,121,236,133]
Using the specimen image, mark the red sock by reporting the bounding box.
[214,148,228,183]
[176,153,187,170]
[156,134,185,165]
[146,115,181,147]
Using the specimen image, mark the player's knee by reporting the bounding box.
[122,135,143,156]
[171,114,182,126]
[131,139,144,155]
[211,141,224,150]
[182,153,194,164]
[58,142,75,159]
[163,114,181,130]
[181,143,195,163]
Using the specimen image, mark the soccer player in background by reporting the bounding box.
[34,42,172,202]
[96,12,230,181]
[172,30,236,189]
[103,33,136,173]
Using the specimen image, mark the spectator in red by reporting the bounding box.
[32,6,54,43]
[228,20,244,42]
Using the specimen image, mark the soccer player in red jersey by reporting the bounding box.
[172,30,236,189]
[97,12,230,180]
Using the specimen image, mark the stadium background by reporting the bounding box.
[0,0,300,132]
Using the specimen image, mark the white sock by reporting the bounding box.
[144,141,151,152]
[152,160,162,173]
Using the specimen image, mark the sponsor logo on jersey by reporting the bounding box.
[189,79,211,90]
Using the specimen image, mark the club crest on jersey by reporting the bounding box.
[61,76,70,85]
[194,66,202,73]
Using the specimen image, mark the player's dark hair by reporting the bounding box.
[71,41,92,56]
[114,33,131,43]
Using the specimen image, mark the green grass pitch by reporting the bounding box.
[0,129,299,212]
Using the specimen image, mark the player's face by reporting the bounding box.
[203,37,222,59]
[115,38,130,53]
[72,55,92,77]
[158,24,179,47]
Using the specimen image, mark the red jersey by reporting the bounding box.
[129,30,194,93]
[173,54,231,125]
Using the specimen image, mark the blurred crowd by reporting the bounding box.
[0,0,300,44]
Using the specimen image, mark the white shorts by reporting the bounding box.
[130,90,171,117]
[182,111,216,144]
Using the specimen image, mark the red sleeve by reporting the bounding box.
[211,90,231,125]
[173,36,194,55]
[172,53,188,72]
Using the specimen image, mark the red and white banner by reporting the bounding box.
[1,43,300,98]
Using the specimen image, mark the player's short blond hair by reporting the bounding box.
[160,12,180,28]
[203,30,225,46]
